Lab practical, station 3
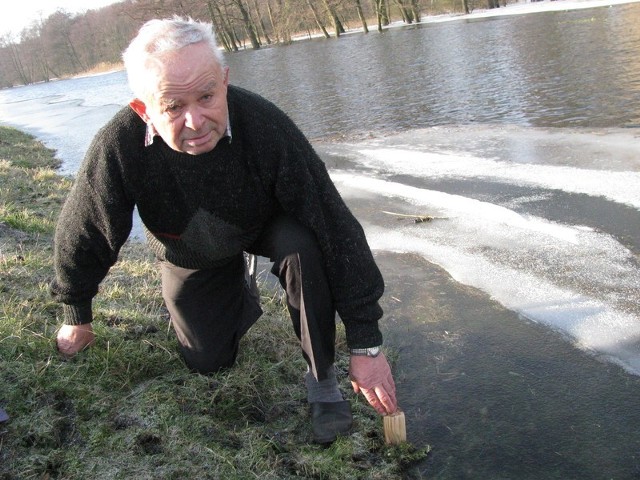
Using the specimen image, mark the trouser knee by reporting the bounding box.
[180,346,237,375]
[251,216,337,380]
[160,257,262,375]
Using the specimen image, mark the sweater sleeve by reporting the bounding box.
[50,116,136,325]
[271,121,385,349]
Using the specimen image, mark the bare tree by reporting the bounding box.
[321,0,345,36]
[353,0,369,33]
[39,11,86,74]
[373,0,390,31]
[393,0,419,23]
[21,25,58,82]
[229,0,262,49]
[306,0,331,38]
[207,1,239,52]
[0,36,30,85]
[251,0,272,44]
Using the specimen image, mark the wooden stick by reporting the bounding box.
[383,410,406,444]
[381,210,448,223]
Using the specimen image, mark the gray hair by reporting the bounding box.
[123,16,225,100]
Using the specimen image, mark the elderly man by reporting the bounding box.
[51,17,397,444]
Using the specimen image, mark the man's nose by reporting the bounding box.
[184,108,203,130]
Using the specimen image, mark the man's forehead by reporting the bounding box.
[149,48,223,86]
[152,77,220,104]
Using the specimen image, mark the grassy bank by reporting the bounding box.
[0,126,428,479]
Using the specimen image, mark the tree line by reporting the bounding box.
[0,0,507,88]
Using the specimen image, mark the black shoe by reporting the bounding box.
[310,400,352,444]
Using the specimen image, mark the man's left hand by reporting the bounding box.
[349,352,398,415]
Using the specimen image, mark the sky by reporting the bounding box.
[0,0,121,38]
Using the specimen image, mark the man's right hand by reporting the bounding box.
[57,323,95,356]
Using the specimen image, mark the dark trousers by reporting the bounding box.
[160,215,336,380]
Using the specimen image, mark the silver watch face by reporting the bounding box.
[368,346,381,357]
[350,346,381,356]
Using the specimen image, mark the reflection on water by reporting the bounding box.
[227,2,640,137]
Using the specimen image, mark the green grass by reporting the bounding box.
[0,126,429,479]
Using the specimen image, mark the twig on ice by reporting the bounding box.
[381,210,448,223]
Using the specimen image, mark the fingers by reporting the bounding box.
[356,367,398,414]
[361,387,387,415]
[376,386,398,415]
[57,338,74,356]
[349,353,399,415]
[381,370,397,399]
[58,338,89,356]
[358,385,398,415]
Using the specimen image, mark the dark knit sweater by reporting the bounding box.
[51,86,384,348]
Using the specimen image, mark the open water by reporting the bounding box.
[1,2,639,477]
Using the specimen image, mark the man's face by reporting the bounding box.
[130,42,229,155]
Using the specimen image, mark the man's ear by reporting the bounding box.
[129,98,150,122]
[223,66,230,87]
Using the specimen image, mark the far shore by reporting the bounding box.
[294,0,640,40]
[10,0,638,87]
[422,0,640,22]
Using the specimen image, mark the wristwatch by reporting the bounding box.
[350,346,381,357]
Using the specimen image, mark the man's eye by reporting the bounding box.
[164,104,182,118]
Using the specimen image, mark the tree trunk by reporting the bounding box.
[411,0,421,22]
[224,2,244,50]
[266,0,280,43]
[9,43,30,85]
[276,0,293,44]
[394,0,415,23]
[374,0,383,31]
[354,0,369,33]
[306,0,331,38]
[231,0,261,49]
[373,0,390,31]
[321,0,345,36]
[251,0,272,45]
[213,1,240,51]
[64,32,86,73]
